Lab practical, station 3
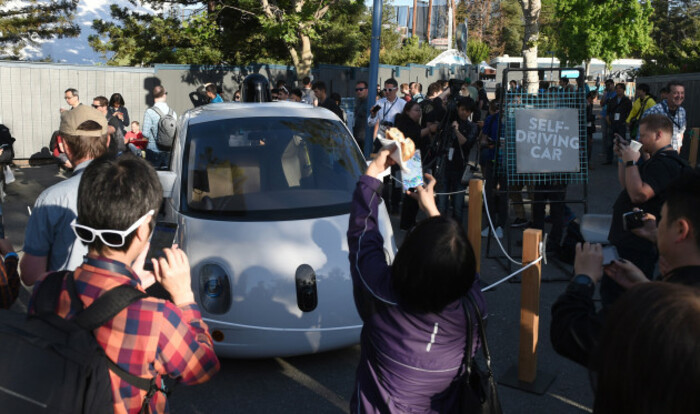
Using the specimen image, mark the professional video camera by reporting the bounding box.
[422,79,465,181]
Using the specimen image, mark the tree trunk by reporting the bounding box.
[520,0,540,94]
[290,33,313,80]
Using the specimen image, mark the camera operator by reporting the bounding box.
[551,170,700,367]
[602,114,688,309]
[436,97,478,224]
[368,78,406,137]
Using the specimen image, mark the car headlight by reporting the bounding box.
[198,263,232,314]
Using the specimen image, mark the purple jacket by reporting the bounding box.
[347,175,486,413]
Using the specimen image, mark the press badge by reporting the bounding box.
[614,113,620,121]
[448,147,454,161]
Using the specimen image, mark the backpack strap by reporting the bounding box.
[33,270,73,315]
[151,106,165,119]
[66,274,168,405]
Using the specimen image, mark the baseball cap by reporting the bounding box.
[59,104,108,137]
[464,77,472,84]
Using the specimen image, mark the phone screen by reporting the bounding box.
[143,222,178,271]
[401,150,424,191]
[602,245,620,266]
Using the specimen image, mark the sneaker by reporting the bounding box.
[481,226,504,238]
[510,218,529,228]
[494,226,503,239]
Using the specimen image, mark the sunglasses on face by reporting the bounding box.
[91,104,101,109]
[71,210,154,248]
[383,87,397,92]
[355,88,366,91]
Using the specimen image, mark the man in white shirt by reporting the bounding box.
[368,78,406,137]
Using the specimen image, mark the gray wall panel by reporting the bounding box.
[1,61,473,159]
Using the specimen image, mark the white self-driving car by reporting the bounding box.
[158,102,396,358]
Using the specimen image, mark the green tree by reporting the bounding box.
[500,0,524,56]
[89,6,223,66]
[552,0,653,66]
[90,0,367,72]
[352,1,440,67]
[639,0,700,74]
[0,0,79,59]
[382,36,441,66]
[466,38,490,63]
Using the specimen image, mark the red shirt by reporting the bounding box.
[30,256,220,413]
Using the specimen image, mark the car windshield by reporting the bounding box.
[182,116,366,220]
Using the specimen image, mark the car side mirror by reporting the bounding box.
[157,171,177,199]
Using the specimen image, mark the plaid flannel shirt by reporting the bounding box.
[29,256,220,414]
[642,100,687,152]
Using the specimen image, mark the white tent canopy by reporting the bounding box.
[426,49,471,67]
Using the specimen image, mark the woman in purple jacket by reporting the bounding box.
[348,149,486,413]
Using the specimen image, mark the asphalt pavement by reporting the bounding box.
[3,136,619,413]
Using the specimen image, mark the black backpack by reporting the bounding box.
[151,107,177,150]
[0,271,163,413]
[0,124,15,164]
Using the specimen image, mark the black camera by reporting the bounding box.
[622,210,645,231]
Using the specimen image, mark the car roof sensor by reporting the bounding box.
[241,74,271,103]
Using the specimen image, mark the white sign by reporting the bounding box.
[515,108,580,173]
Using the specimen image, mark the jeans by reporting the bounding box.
[436,169,465,224]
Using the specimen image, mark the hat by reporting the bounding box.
[59,104,108,137]
[464,77,472,84]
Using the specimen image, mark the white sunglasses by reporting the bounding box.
[71,210,154,248]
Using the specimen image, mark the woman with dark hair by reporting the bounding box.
[593,282,700,414]
[394,100,435,230]
[348,149,486,413]
[107,93,130,134]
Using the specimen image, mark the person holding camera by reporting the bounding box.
[367,78,406,137]
[28,155,220,412]
[551,170,700,368]
[602,114,689,308]
[348,148,485,413]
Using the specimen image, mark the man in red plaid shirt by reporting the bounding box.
[29,152,220,413]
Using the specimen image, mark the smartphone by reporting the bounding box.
[371,104,381,114]
[622,210,645,231]
[143,222,178,271]
[602,245,620,266]
[614,133,628,145]
[401,150,424,191]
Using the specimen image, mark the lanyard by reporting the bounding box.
[652,144,673,158]
[382,98,398,121]
[662,100,682,129]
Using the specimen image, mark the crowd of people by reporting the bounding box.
[0,73,697,413]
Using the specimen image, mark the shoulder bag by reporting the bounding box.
[457,294,503,414]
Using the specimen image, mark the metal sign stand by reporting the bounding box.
[485,68,589,276]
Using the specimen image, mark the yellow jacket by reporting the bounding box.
[626,96,656,123]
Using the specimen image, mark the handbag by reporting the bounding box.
[457,294,502,414]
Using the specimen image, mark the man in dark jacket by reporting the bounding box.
[353,81,369,149]
[312,81,344,120]
[551,169,700,367]
[606,83,632,138]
